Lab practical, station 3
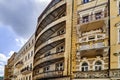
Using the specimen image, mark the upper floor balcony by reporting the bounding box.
[34,51,64,68]
[77,11,108,32]
[21,67,32,75]
[36,4,66,37]
[15,61,23,68]
[35,20,66,48]
[79,33,107,44]
[73,70,108,79]
[37,0,66,24]
[77,0,107,11]
[80,42,106,51]
[34,70,63,80]
[77,42,109,58]
[35,33,65,54]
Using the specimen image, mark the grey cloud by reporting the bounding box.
[0,0,51,39]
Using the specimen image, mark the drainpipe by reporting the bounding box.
[108,0,110,78]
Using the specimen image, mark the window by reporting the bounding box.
[28,53,30,59]
[30,63,32,70]
[95,12,102,20]
[95,61,102,71]
[83,0,90,4]
[82,15,89,23]
[88,36,95,40]
[118,29,120,43]
[25,56,27,61]
[57,28,65,35]
[81,62,88,71]
[29,43,30,47]
[43,66,50,72]
[118,56,120,68]
[26,76,28,80]
[56,62,64,71]
[31,51,33,57]
[29,75,31,80]
[56,45,64,52]
[119,2,120,14]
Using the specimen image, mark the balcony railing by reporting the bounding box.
[73,70,109,79]
[80,42,105,51]
[21,67,32,75]
[77,11,108,25]
[79,33,106,43]
[110,69,120,78]
[34,70,63,79]
[35,34,65,54]
[34,51,64,67]
[15,61,23,68]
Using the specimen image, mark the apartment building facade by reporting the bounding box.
[33,0,73,80]
[4,52,17,80]
[13,35,35,80]
[4,0,120,80]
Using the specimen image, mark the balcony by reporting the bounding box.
[34,52,64,67]
[15,61,23,68]
[110,69,120,78]
[73,70,108,79]
[38,0,66,25]
[77,11,108,32]
[36,4,66,37]
[35,34,65,54]
[9,75,17,78]
[79,33,107,44]
[80,42,106,51]
[34,70,63,80]
[77,42,109,58]
[21,67,32,75]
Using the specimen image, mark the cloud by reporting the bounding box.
[0,0,51,39]
[0,53,9,76]
[15,38,27,47]
[8,51,15,57]
[0,53,8,62]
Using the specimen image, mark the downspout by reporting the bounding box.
[70,0,74,80]
[108,0,110,78]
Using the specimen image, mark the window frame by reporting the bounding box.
[81,62,89,71]
[94,61,102,71]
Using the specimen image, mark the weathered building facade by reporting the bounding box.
[4,0,120,80]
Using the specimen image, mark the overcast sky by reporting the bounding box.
[0,0,51,76]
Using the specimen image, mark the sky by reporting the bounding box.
[0,0,51,76]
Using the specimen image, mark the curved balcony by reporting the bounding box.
[36,17,66,41]
[34,39,65,60]
[34,70,63,80]
[15,61,23,68]
[37,0,66,25]
[73,70,108,79]
[35,34,65,54]
[34,52,64,68]
[36,4,66,37]
[21,67,32,75]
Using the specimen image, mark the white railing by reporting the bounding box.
[79,34,106,43]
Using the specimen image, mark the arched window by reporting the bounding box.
[95,61,102,71]
[81,62,88,71]
[83,0,89,4]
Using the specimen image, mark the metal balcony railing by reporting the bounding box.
[21,67,32,75]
